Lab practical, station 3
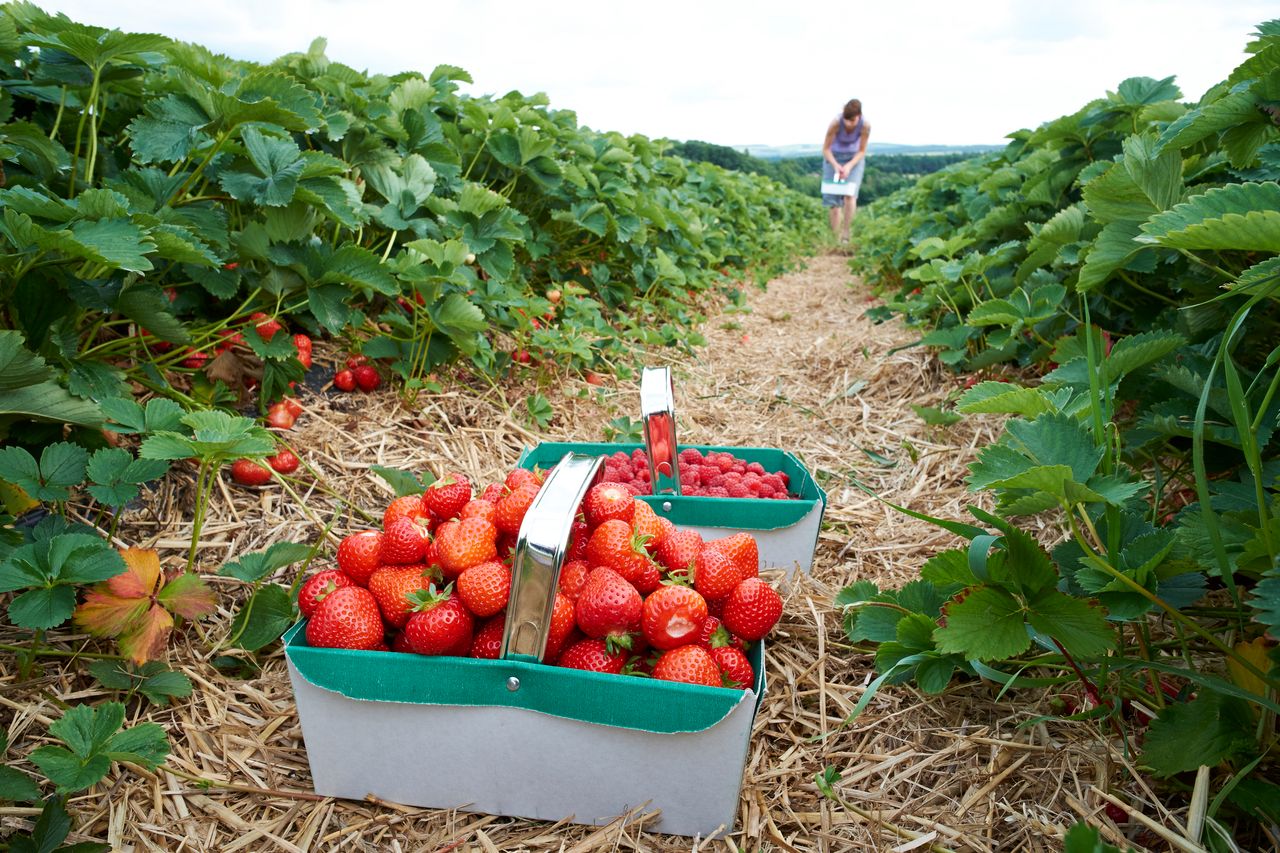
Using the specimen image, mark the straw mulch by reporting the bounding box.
[0,253,1180,851]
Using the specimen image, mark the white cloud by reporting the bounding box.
[33,0,1278,147]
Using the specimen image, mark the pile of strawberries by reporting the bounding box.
[300,472,784,689]
[599,448,796,500]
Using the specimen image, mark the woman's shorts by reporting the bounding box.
[822,154,865,208]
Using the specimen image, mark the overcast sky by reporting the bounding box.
[37,0,1277,148]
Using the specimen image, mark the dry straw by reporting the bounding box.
[0,254,1179,851]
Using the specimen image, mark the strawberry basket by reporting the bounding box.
[518,367,827,575]
[284,453,767,837]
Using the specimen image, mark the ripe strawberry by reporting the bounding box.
[557,638,627,674]
[545,592,577,661]
[336,530,384,586]
[384,494,430,529]
[652,644,721,686]
[282,397,305,418]
[692,548,739,601]
[435,517,499,578]
[459,499,497,526]
[333,369,356,392]
[229,458,272,486]
[345,354,369,370]
[585,371,605,386]
[293,333,313,369]
[265,402,296,430]
[180,349,209,370]
[404,586,474,656]
[707,532,759,581]
[353,364,381,391]
[504,468,542,491]
[390,631,414,654]
[382,518,427,565]
[424,472,472,522]
[267,449,300,475]
[722,577,783,641]
[642,585,709,650]
[631,500,665,552]
[711,646,754,689]
[368,564,437,628]
[479,482,505,504]
[456,560,511,618]
[470,615,506,659]
[298,569,355,618]
[558,559,591,599]
[306,587,384,650]
[575,567,642,648]
[494,483,539,536]
[567,519,590,562]
[249,311,284,341]
[214,328,245,354]
[656,528,703,576]
[582,482,636,527]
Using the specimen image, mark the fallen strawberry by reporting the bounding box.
[266,449,300,475]
[265,402,296,430]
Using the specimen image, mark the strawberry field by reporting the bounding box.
[1,3,1279,852]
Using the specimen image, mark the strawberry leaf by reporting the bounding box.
[8,587,77,631]
[0,442,88,502]
[1024,589,1116,659]
[934,586,1031,661]
[226,583,295,652]
[155,573,215,619]
[370,465,429,497]
[1141,691,1256,777]
[87,660,192,707]
[219,541,311,584]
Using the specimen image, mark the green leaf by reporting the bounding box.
[526,393,553,428]
[956,382,1063,417]
[934,586,1030,660]
[218,127,303,207]
[1025,589,1115,659]
[0,765,40,803]
[1141,691,1256,776]
[307,284,352,335]
[7,585,76,630]
[317,243,396,297]
[116,283,190,345]
[141,411,274,463]
[227,583,296,652]
[0,442,87,502]
[219,541,311,584]
[0,330,54,388]
[1077,219,1149,292]
[1250,572,1280,635]
[911,405,961,426]
[1138,181,1280,252]
[914,657,956,694]
[429,293,487,354]
[370,465,427,497]
[1062,823,1123,853]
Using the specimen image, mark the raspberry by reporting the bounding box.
[746,462,765,475]
[727,483,751,498]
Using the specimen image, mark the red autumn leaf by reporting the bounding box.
[74,548,216,665]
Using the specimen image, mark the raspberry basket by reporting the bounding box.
[285,454,766,837]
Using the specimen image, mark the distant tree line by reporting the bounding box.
[668,141,979,204]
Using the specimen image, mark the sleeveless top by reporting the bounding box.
[830,116,864,156]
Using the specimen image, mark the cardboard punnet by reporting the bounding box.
[283,624,765,837]
[517,440,826,576]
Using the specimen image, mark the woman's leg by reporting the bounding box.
[841,195,855,241]
[828,205,842,236]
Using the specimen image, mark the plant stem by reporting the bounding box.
[0,642,129,661]
[186,462,212,572]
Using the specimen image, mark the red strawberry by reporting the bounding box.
[585,519,640,572]
[345,354,369,369]
[353,364,381,391]
[470,615,506,659]
[722,577,783,641]
[336,530,384,586]
[306,587,384,650]
[642,585,709,650]
[293,333,313,369]
[708,533,759,581]
[403,586,474,656]
[435,518,499,578]
[384,494,430,530]
[214,328,245,354]
[265,402,296,430]
[575,567,642,648]
[425,472,472,521]
[558,559,591,599]
[391,631,414,654]
[456,560,512,618]
[282,397,305,418]
[631,500,665,552]
[494,483,539,536]
[567,519,590,561]
[382,518,427,565]
[656,528,703,576]
[229,458,272,486]
[582,482,636,527]
[368,564,437,628]
[692,548,740,601]
[333,369,356,392]
[631,559,662,595]
[459,499,497,526]
[505,468,543,491]
[557,638,627,674]
[180,350,209,370]
[298,569,355,618]
[479,482,505,504]
[652,645,721,686]
[267,449,300,475]
[249,311,284,341]
[545,592,577,661]
[711,646,754,689]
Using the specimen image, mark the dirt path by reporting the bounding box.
[6,253,1111,852]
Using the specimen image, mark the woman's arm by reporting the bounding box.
[822,120,840,168]
[848,121,871,168]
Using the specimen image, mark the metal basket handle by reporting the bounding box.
[500,453,604,661]
[640,366,680,495]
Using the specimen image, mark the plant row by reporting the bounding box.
[842,19,1280,850]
